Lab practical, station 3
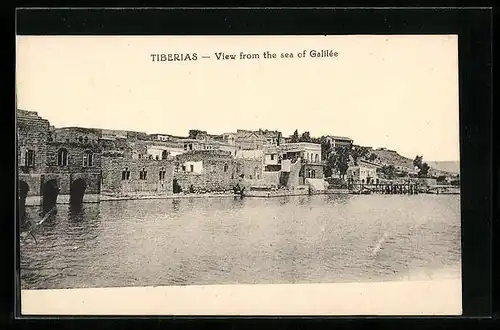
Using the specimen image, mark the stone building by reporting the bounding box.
[101,156,175,196]
[17,110,102,213]
[43,139,102,205]
[174,150,237,193]
[235,129,267,150]
[17,110,51,209]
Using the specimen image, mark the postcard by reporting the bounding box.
[16,35,461,315]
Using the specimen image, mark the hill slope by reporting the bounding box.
[369,149,414,170]
[366,148,457,176]
[427,161,460,174]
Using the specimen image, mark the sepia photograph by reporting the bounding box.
[16,35,462,315]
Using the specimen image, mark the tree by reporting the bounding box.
[418,162,430,177]
[320,137,332,161]
[413,155,423,170]
[299,131,312,142]
[330,145,350,179]
[378,165,396,179]
[188,129,205,139]
[290,129,299,143]
[368,153,378,162]
[351,145,370,166]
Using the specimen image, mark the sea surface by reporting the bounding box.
[20,194,461,290]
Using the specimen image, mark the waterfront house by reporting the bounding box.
[347,165,379,185]
[17,110,102,212]
[280,142,322,165]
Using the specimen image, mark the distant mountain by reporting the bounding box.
[427,161,460,174]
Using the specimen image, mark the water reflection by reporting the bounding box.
[20,194,461,290]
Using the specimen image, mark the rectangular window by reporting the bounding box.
[190,165,194,172]
[122,169,130,181]
[83,155,89,167]
[182,165,186,172]
[26,150,35,167]
[270,154,275,160]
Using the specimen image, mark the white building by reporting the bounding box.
[279,142,322,164]
[347,165,378,184]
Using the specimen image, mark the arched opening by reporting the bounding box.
[57,148,69,166]
[18,180,29,222]
[83,150,93,167]
[42,179,59,212]
[70,178,87,207]
[173,178,182,194]
[161,150,168,159]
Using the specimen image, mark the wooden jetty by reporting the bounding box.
[348,183,420,195]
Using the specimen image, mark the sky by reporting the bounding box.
[16,35,460,161]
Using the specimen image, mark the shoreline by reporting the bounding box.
[23,189,459,207]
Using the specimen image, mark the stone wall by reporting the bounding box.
[101,157,175,196]
[174,151,237,192]
[17,110,50,175]
[262,171,280,186]
[301,163,325,180]
[234,158,263,180]
[54,127,100,145]
[43,142,102,195]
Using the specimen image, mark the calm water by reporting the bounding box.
[20,194,461,290]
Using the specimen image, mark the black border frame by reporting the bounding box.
[9,7,494,328]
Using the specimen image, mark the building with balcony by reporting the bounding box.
[325,135,354,149]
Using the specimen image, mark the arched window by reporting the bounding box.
[161,150,168,160]
[78,136,83,143]
[83,150,93,167]
[57,148,68,166]
[140,167,147,180]
[84,136,89,144]
[122,167,130,180]
[159,167,166,180]
[224,163,229,172]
